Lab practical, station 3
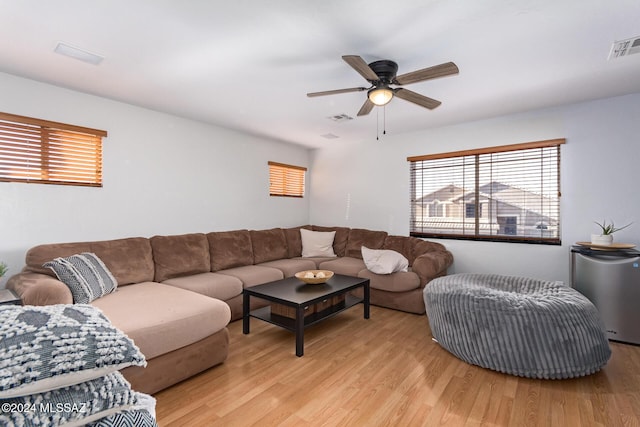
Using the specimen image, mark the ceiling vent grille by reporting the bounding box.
[321,133,339,139]
[54,42,104,65]
[608,36,640,59]
[327,114,353,123]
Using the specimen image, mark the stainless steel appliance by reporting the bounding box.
[571,245,640,345]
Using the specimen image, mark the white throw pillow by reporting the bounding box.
[300,228,337,257]
[361,246,409,275]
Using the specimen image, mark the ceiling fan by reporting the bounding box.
[307,55,459,116]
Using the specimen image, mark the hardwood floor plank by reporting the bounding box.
[466,370,506,425]
[155,305,640,426]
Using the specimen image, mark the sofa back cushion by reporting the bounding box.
[207,230,253,271]
[410,237,447,260]
[150,233,210,282]
[383,235,414,264]
[312,225,350,257]
[250,228,288,264]
[25,237,154,286]
[282,226,311,258]
[345,228,388,259]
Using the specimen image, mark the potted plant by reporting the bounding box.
[0,262,7,278]
[591,220,632,246]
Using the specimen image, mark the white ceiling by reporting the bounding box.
[1,0,640,148]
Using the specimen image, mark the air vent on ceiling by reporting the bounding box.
[327,114,353,123]
[54,42,104,65]
[321,133,339,139]
[608,36,640,60]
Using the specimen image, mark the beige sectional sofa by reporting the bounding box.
[6,225,453,394]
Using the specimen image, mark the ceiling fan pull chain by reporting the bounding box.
[376,108,380,140]
[383,105,387,136]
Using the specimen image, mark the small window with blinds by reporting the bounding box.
[408,139,565,244]
[268,161,306,198]
[0,112,107,187]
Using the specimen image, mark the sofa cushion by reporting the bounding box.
[300,228,337,257]
[258,258,317,278]
[358,269,421,292]
[383,235,414,264]
[91,282,230,360]
[361,246,409,275]
[283,226,311,258]
[345,229,388,259]
[43,252,117,303]
[318,257,367,277]
[207,230,253,271]
[312,225,350,257]
[250,228,288,264]
[162,272,243,301]
[150,233,210,282]
[25,237,154,286]
[0,304,146,398]
[410,237,448,260]
[290,256,339,269]
[216,265,284,288]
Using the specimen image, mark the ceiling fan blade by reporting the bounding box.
[394,61,459,85]
[357,99,375,116]
[342,55,379,82]
[394,88,441,109]
[307,87,367,97]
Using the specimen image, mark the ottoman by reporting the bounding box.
[423,273,611,379]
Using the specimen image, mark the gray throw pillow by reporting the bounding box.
[88,408,159,427]
[0,304,146,398]
[0,372,139,427]
[43,252,117,303]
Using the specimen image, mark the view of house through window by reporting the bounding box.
[0,112,107,187]
[268,161,306,198]
[408,139,565,244]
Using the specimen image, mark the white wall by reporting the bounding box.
[0,72,310,286]
[309,93,640,284]
[3,70,638,288]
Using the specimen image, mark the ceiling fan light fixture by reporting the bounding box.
[368,87,394,106]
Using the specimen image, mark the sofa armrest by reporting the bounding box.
[6,272,73,305]
[412,251,453,286]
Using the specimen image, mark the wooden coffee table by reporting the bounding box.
[242,274,370,356]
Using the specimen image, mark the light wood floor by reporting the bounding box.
[155,305,640,426]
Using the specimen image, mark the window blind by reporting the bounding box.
[0,112,107,187]
[268,161,306,198]
[408,139,564,244]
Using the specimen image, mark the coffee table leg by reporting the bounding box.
[243,292,250,334]
[364,282,370,319]
[295,305,305,357]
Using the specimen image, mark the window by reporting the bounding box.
[408,139,564,244]
[0,112,107,187]
[268,161,306,198]
[465,202,482,219]
[429,200,444,217]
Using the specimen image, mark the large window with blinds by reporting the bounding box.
[268,161,306,198]
[0,112,107,187]
[408,139,564,244]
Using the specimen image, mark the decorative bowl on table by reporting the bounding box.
[295,270,334,284]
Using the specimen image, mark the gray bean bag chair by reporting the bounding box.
[423,273,611,379]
